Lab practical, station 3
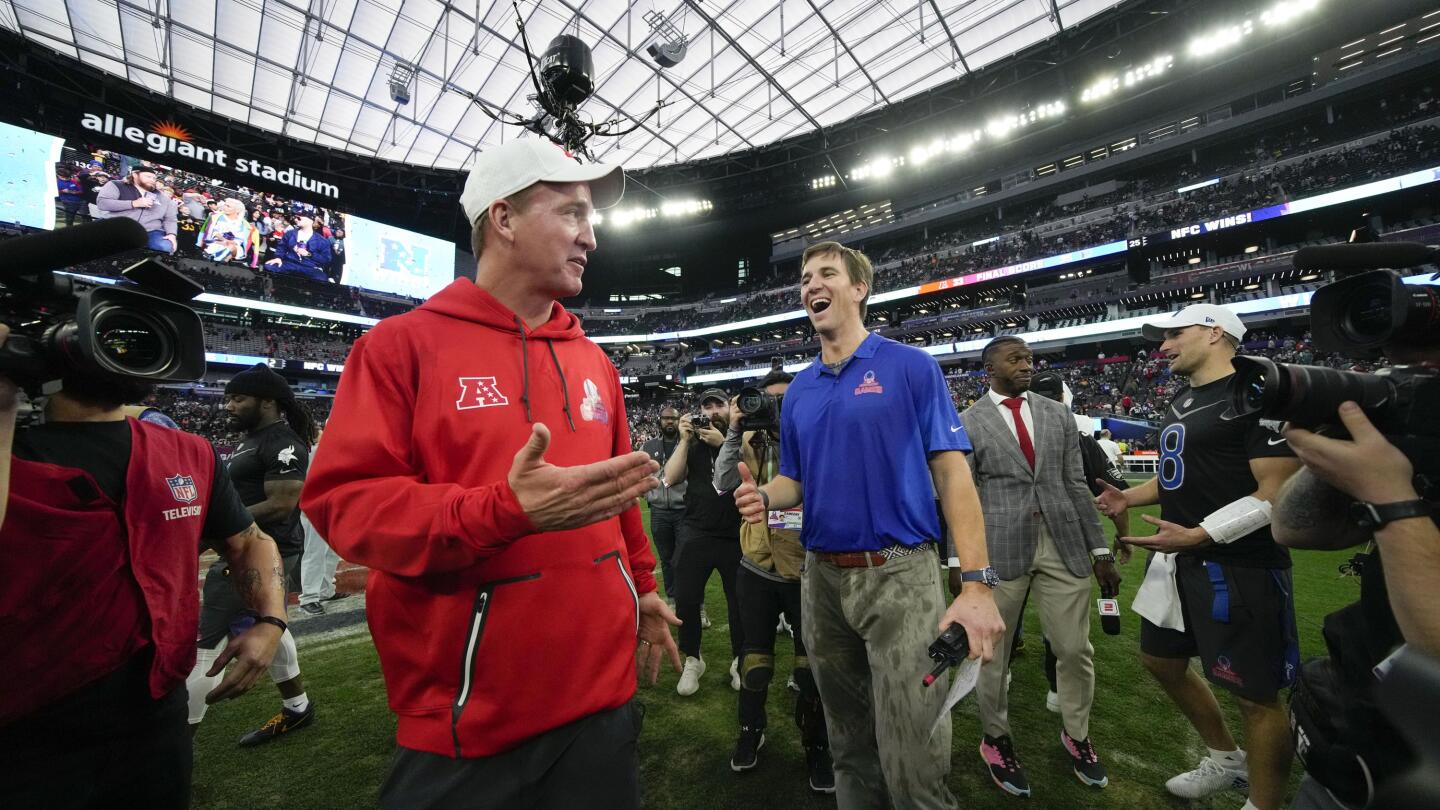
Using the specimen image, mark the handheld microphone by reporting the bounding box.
[922,623,970,687]
[1098,597,1121,636]
[0,217,148,274]
[1292,242,1438,272]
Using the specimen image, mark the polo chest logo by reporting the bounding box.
[457,376,509,410]
[853,369,885,396]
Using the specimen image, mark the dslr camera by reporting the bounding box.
[736,356,788,433]
[0,218,208,389]
[1224,241,1439,462]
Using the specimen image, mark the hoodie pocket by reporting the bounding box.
[450,571,540,756]
[447,552,643,757]
[597,549,641,635]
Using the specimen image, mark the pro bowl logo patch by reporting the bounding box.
[166,473,198,504]
[580,378,609,424]
[853,369,885,396]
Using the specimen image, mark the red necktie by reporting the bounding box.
[1001,396,1035,469]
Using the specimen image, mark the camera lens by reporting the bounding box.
[1243,376,1268,411]
[90,306,174,376]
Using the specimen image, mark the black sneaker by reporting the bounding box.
[806,746,836,794]
[238,703,315,747]
[980,734,1031,797]
[299,602,325,616]
[730,726,765,772]
[1062,730,1109,788]
[323,592,352,602]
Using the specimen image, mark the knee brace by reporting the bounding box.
[740,652,774,692]
[187,638,226,725]
[269,628,301,684]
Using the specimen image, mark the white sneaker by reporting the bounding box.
[701,606,712,629]
[677,656,706,696]
[787,674,799,692]
[1046,690,1060,713]
[730,657,741,691]
[1165,756,1249,799]
[777,614,792,636]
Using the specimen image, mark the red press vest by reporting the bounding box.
[0,418,216,724]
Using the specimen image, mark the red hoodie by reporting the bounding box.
[301,279,656,758]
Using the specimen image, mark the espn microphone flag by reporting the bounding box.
[1098,598,1122,636]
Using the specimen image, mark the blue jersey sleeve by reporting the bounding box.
[913,355,970,454]
[779,388,802,482]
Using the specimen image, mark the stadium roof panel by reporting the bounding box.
[1,0,1122,170]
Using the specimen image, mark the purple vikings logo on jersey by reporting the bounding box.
[166,473,198,504]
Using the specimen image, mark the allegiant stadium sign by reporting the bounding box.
[81,113,341,200]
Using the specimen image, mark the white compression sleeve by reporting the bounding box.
[269,628,301,684]
[187,637,226,724]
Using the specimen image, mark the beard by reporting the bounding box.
[661,425,678,439]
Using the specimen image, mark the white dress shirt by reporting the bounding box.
[987,387,1034,447]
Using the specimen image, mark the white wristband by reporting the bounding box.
[1199,496,1272,545]
[1090,547,1113,559]
[947,556,961,568]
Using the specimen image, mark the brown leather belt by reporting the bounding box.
[813,542,936,569]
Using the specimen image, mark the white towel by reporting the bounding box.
[1132,551,1185,631]
[928,657,981,741]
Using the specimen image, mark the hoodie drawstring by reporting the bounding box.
[546,340,577,432]
[514,316,577,433]
[515,317,533,424]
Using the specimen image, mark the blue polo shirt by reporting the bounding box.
[779,332,971,552]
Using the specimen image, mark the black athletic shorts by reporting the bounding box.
[198,552,301,648]
[1139,553,1299,703]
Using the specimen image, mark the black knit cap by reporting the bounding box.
[224,363,294,402]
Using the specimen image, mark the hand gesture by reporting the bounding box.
[636,591,682,685]
[1121,514,1208,552]
[678,415,696,443]
[1113,541,1133,565]
[733,462,767,525]
[939,587,1006,662]
[1094,479,1128,518]
[205,624,282,704]
[296,246,310,257]
[508,423,660,532]
[132,197,155,209]
[1285,402,1417,504]
[1093,559,1122,598]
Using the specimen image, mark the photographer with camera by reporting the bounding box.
[733,241,1003,809]
[640,406,687,606]
[663,388,745,697]
[712,369,835,792]
[0,323,287,809]
[1241,242,1440,809]
[1095,303,1302,810]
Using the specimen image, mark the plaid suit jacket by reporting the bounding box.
[960,392,1105,581]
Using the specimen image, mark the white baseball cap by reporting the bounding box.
[1141,303,1247,342]
[459,139,625,226]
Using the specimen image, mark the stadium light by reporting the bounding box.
[1188,20,1254,58]
[1081,55,1174,103]
[1261,0,1320,27]
[811,174,837,190]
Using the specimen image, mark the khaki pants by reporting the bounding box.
[978,524,1096,741]
[801,549,957,810]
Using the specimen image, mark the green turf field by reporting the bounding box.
[190,503,1359,809]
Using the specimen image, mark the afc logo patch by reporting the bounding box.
[853,369,885,396]
[166,473,198,504]
[457,377,509,410]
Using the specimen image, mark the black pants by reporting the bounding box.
[0,653,192,810]
[649,507,685,599]
[735,566,827,747]
[674,524,743,660]
[379,700,644,810]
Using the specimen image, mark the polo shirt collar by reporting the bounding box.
[810,332,880,378]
